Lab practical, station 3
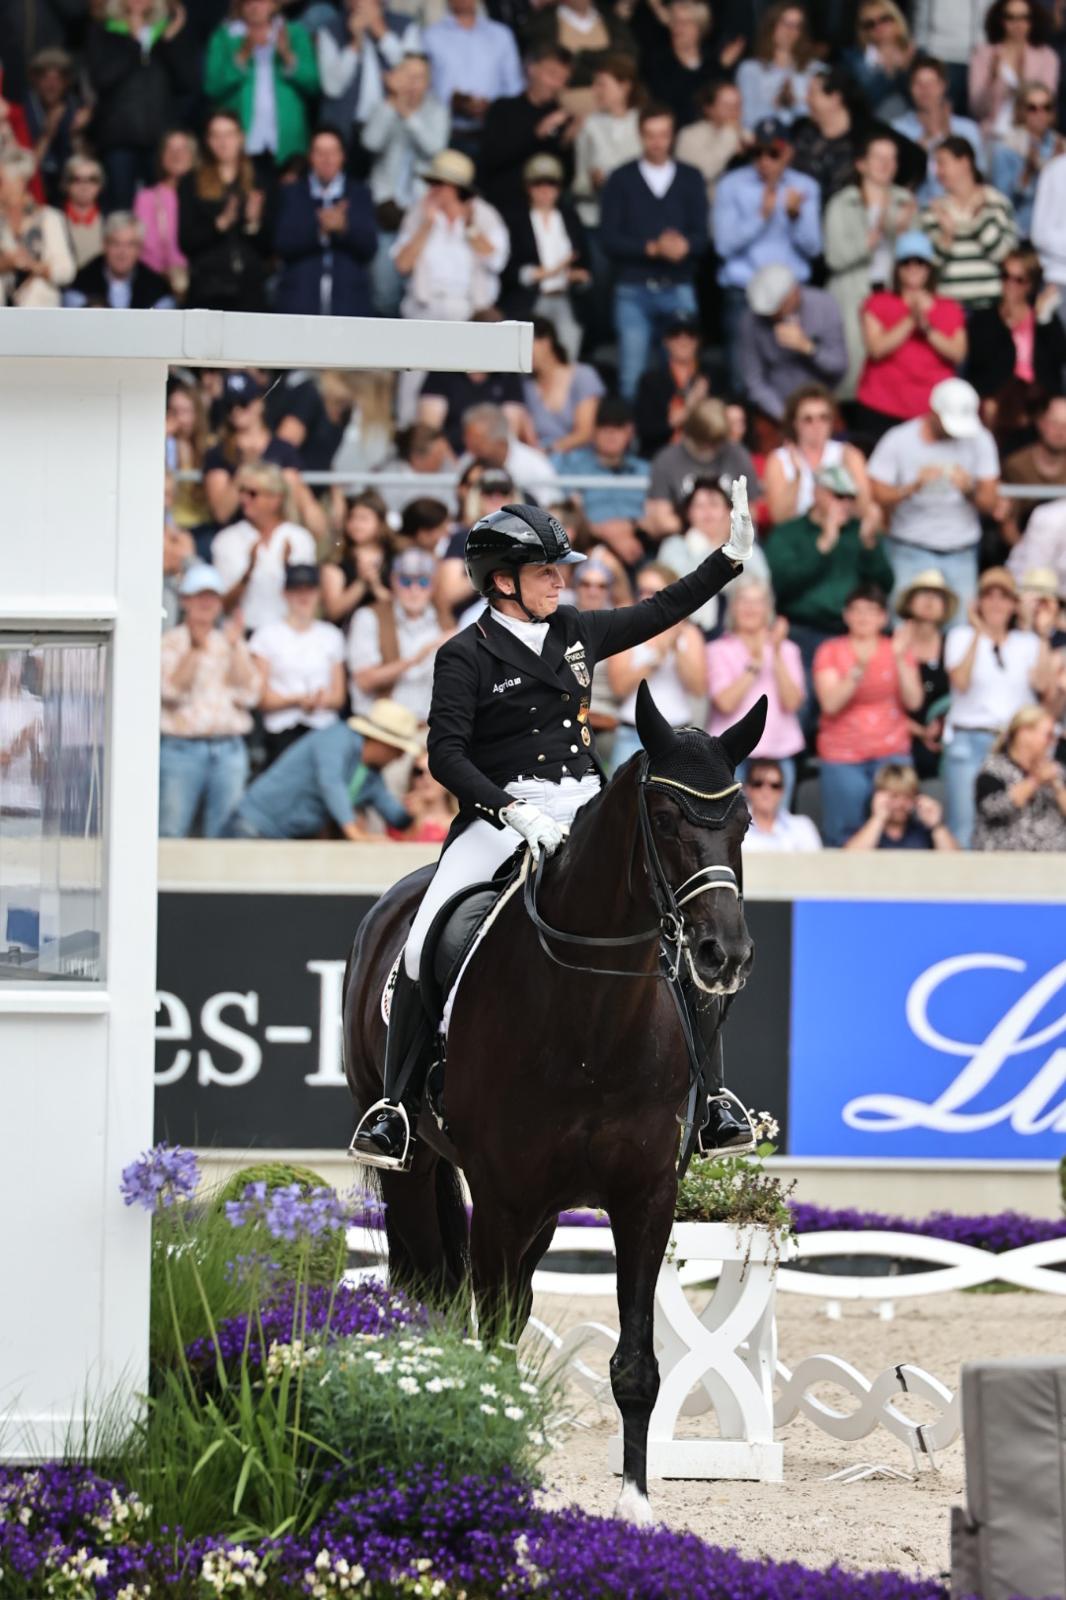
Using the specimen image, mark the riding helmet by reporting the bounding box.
[464,504,586,596]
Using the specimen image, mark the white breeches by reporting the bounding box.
[403,773,601,979]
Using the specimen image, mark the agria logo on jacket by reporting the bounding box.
[492,676,522,694]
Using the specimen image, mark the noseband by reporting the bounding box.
[522,753,742,983]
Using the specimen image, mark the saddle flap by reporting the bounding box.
[420,884,504,1020]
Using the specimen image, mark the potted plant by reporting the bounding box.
[671,1113,795,1272]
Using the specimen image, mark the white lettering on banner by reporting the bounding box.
[197,991,262,1087]
[844,954,1066,1134]
[303,959,348,1086]
[155,992,193,1085]
[153,959,349,1088]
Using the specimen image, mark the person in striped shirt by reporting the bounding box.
[920,136,1018,309]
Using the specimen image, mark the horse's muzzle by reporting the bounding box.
[694,935,754,995]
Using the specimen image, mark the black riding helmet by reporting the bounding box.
[465,504,585,620]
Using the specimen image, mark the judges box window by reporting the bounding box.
[0,638,108,983]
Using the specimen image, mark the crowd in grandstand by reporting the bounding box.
[7,0,1066,850]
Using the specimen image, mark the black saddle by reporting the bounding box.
[418,851,524,1024]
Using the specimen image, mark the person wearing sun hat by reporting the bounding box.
[222,698,421,840]
[391,148,509,321]
[867,375,1001,610]
[943,565,1058,846]
[894,568,958,778]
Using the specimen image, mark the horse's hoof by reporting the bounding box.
[614,1480,654,1526]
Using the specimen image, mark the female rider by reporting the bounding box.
[351,488,755,1170]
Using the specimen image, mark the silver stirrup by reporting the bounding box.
[347,1099,414,1173]
[697,1087,758,1156]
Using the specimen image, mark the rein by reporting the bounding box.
[520,755,744,1175]
[522,755,740,982]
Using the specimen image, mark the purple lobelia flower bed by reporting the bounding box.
[551,1203,1066,1254]
[184,1277,427,1376]
[788,1203,1066,1253]
[0,1461,949,1600]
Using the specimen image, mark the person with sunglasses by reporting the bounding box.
[969,0,1059,144]
[741,757,821,852]
[842,2,914,121]
[943,565,1056,845]
[348,546,453,726]
[965,245,1066,426]
[990,83,1065,235]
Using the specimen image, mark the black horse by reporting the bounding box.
[343,682,766,1520]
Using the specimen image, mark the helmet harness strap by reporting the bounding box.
[488,563,541,624]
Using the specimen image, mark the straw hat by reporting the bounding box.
[1019,566,1061,601]
[977,566,1018,600]
[895,568,959,622]
[421,149,477,192]
[348,699,424,758]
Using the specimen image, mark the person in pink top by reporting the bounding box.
[968,0,1059,143]
[813,581,923,845]
[133,129,196,296]
[706,577,806,808]
[854,231,967,444]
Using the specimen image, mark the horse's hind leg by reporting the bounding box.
[608,1174,675,1524]
[469,1202,544,1347]
[378,1149,469,1310]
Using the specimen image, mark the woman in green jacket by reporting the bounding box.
[204,0,318,167]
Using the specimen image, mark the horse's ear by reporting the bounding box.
[718,696,768,771]
[635,679,677,761]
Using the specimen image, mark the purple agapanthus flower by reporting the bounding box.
[225,1180,352,1243]
[119,1143,199,1212]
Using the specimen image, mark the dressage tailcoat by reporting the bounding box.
[427,548,739,841]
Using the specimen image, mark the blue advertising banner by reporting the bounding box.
[789,900,1066,1161]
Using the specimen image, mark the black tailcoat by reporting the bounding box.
[427,549,739,840]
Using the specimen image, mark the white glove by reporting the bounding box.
[721,475,754,563]
[503,800,566,860]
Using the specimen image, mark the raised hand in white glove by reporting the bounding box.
[721,474,754,563]
[503,800,566,861]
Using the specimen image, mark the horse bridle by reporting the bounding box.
[521,754,743,986]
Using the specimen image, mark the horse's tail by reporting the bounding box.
[376,1154,470,1309]
[434,1155,470,1297]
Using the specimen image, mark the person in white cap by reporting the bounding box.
[159,565,260,838]
[866,375,1000,607]
[738,262,848,421]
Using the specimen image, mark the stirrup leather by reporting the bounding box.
[697,1087,758,1155]
[348,1099,414,1173]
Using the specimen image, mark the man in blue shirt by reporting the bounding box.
[223,700,421,840]
[712,116,822,391]
[551,397,649,567]
[423,0,525,158]
[891,55,984,204]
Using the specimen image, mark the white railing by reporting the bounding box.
[173,469,1064,499]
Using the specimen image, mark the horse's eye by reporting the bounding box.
[653,811,677,836]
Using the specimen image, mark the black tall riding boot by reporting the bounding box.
[680,983,756,1155]
[349,968,435,1171]
[697,1029,756,1154]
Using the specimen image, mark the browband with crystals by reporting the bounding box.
[646,776,742,802]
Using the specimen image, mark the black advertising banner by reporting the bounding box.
[154,891,793,1151]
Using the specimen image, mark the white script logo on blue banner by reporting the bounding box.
[789,900,1066,1160]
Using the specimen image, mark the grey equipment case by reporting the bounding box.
[951,1357,1066,1600]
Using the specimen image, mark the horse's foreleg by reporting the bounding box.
[608,1174,675,1524]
